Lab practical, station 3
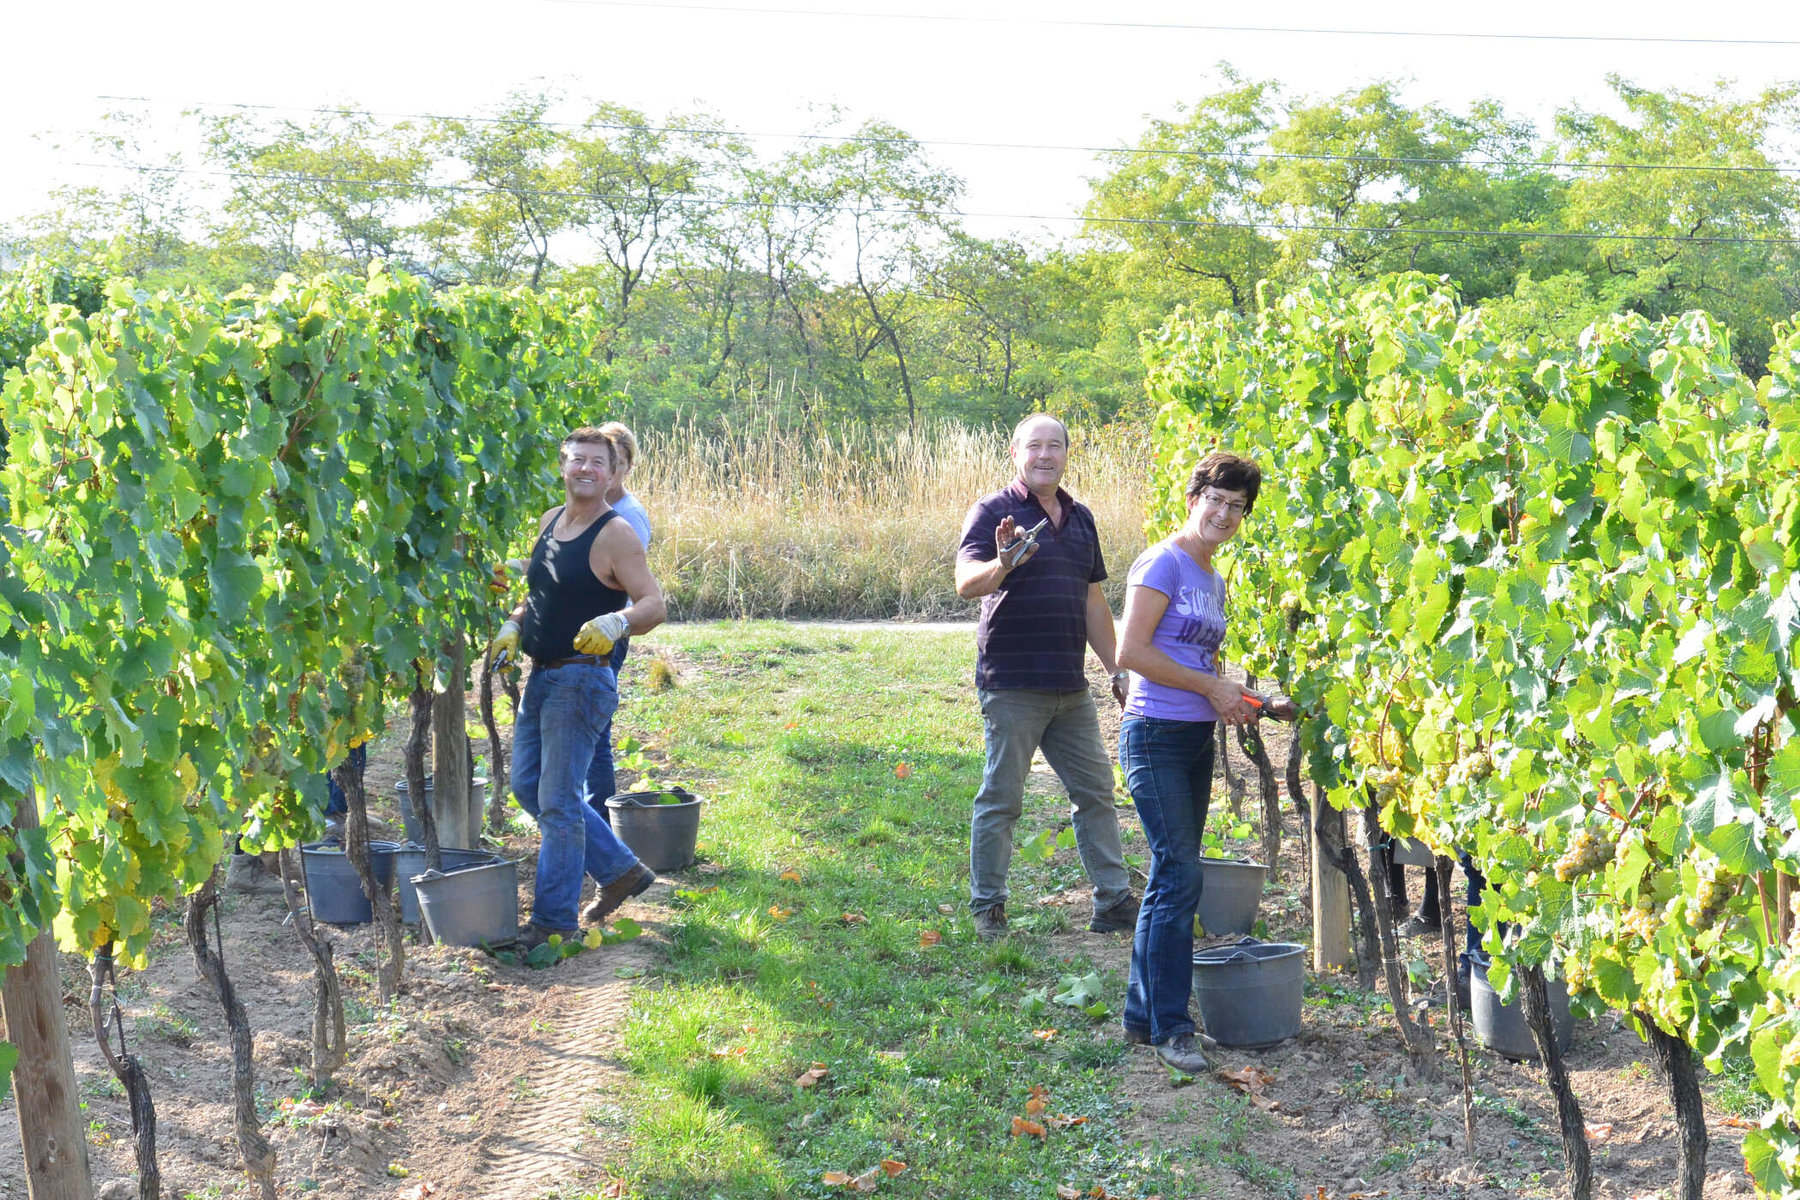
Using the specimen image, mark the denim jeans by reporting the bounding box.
[969,688,1131,916]
[584,636,631,811]
[512,660,641,931]
[1119,715,1215,1044]
[323,742,367,817]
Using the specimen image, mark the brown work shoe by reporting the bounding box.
[581,862,656,927]
[973,904,1008,942]
[1089,892,1141,933]
[515,921,577,953]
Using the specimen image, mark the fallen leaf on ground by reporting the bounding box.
[880,1159,906,1176]
[796,1064,829,1088]
[600,1180,628,1199]
[1716,1115,1755,1129]
[823,1171,852,1186]
[1218,1066,1276,1093]
[937,903,954,914]
[784,722,799,730]
[1025,1096,1046,1115]
[1056,1187,1081,1200]
[895,763,912,779]
[842,912,868,924]
[1045,1114,1089,1127]
[1249,1094,1281,1112]
[397,1184,435,1200]
[779,869,802,882]
[1584,1122,1614,1143]
[769,905,793,920]
[1027,1084,1051,1101]
[877,1050,904,1060]
[1032,1029,1058,1041]
[850,1166,883,1192]
[918,930,943,947]
[1011,1116,1047,1139]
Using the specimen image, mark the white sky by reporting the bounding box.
[3,0,1797,248]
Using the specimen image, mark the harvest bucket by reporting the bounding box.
[605,790,703,872]
[413,858,520,949]
[1194,857,1267,936]
[393,845,501,924]
[1191,937,1305,1048]
[1469,953,1573,1059]
[300,840,399,925]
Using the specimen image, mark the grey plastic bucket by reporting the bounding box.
[1194,857,1267,935]
[394,777,432,844]
[413,858,520,949]
[1191,937,1306,1048]
[1390,836,1434,867]
[394,845,500,924]
[605,790,702,872]
[300,840,399,925]
[395,775,490,844]
[1469,953,1573,1059]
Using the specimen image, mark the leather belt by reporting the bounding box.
[532,654,606,670]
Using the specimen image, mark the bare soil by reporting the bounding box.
[0,635,1766,1200]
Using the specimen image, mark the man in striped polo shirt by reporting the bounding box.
[954,414,1139,941]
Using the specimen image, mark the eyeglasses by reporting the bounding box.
[1198,490,1248,516]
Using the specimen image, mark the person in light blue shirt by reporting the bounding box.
[1115,451,1293,1076]
[586,422,652,809]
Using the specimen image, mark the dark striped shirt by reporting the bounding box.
[957,479,1107,691]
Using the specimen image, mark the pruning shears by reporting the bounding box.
[1001,517,1049,568]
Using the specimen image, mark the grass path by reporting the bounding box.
[601,621,1201,1199]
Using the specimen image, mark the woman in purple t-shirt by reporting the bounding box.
[1115,452,1292,1075]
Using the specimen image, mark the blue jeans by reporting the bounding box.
[1119,715,1215,1044]
[323,742,367,817]
[584,636,630,811]
[969,688,1132,916]
[512,661,641,931]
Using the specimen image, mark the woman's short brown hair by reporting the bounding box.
[1185,452,1262,513]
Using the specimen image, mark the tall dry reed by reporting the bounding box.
[630,417,1153,620]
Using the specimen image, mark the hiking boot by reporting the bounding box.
[1397,914,1442,939]
[225,853,285,895]
[515,921,578,953]
[973,904,1008,941]
[1154,1033,1211,1075]
[581,862,656,927]
[1089,892,1141,934]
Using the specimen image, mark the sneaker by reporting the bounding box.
[1397,914,1442,939]
[1127,1026,1217,1051]
[1089,893,1141,934]
[581,862,656,927]
[973,904,1008,941]
[224,853,285,895]
[515,921,578,953]
[1154,1033,1211,1074]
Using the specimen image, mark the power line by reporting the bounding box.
[529,0,1800,48]
[63,158,1800,247]
[97,94,1800,179]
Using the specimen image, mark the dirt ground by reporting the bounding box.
[0,639,1767,1200]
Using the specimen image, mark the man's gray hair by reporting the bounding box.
[1010,413,1069,449]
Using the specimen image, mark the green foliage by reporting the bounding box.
[1145,271,1800,1193]
[0,267,612,968]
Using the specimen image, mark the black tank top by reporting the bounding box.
[519,507,631,661]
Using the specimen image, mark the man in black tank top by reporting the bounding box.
[488,427,669,949]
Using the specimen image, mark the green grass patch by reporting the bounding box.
[598,623,1158,1198]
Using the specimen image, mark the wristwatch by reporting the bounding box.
[1111,670,1129,686]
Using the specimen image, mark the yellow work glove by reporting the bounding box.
[572,611,630,657]
[489,619,522,669]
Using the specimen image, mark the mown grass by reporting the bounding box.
[632,417,1152,620]
[593,623,1162,1199]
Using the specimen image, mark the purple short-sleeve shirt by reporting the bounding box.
[957,479,1107,691]
[1123,538,1227,722]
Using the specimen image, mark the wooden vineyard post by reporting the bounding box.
[1311,799,1351,972]
[0,786,94,1200]
[432,636,473,850]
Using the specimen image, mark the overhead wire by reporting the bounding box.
[525,0,1800,48]
[95,94,1800,178]
[63,158,1800,246]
